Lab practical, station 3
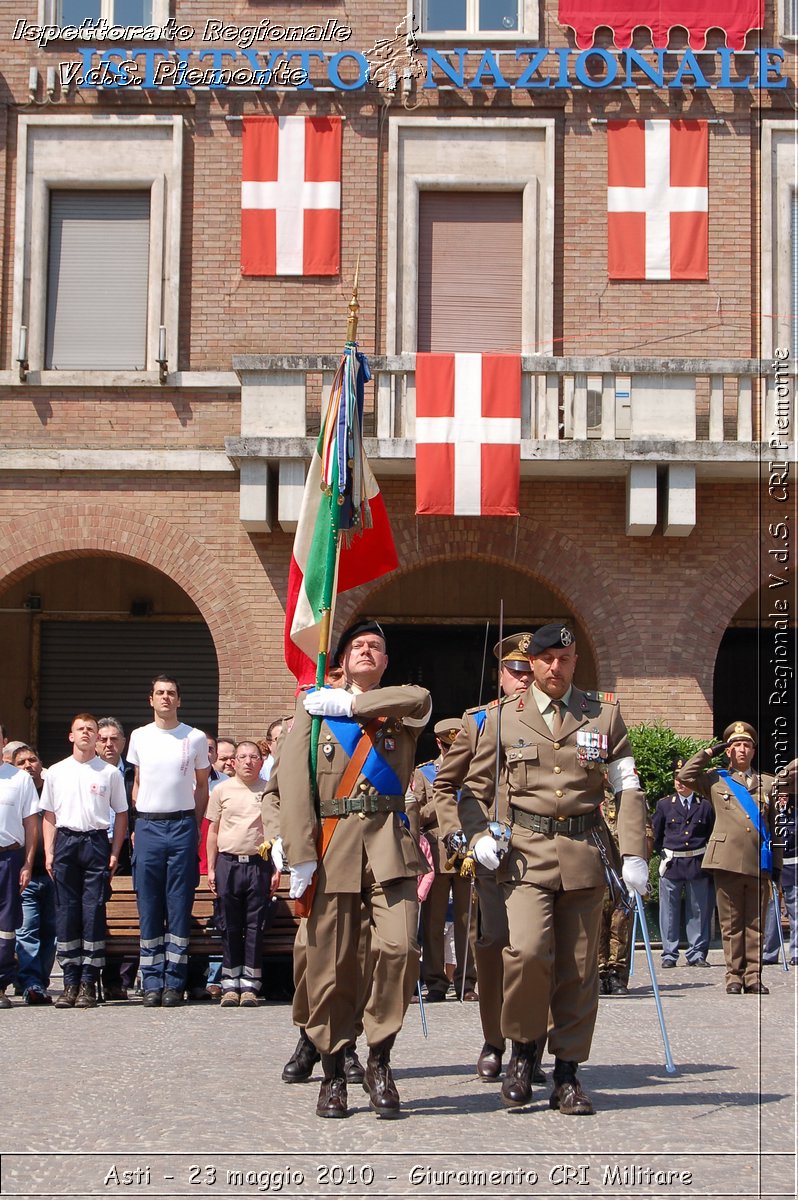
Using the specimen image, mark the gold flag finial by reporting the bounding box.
[346,257,360,343]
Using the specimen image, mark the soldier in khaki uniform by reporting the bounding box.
[433,633,543,1082]
[413,719,477,1002]
[460,623,649,1114]
[279,620,431,1120]
[678,722,780,995]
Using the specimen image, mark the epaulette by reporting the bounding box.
[464,703,487,717]
[416,760,435,769]
[584,689,617,704]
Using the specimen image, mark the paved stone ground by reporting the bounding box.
[1,952,795,1200]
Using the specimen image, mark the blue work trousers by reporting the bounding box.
[16,873,56,995]
[0,848,24,989]
[658,873,714,963]
[52,828,109,985]
[133,814,198,993]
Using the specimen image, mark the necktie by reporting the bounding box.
[551,701,563,736]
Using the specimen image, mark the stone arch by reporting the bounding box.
[0,501,255,695]
[334,514,631,686]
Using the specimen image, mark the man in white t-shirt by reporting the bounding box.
[40,714,128,1009]
[127,675,210,1007]
[0,758,39,1008]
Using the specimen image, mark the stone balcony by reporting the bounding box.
[229,353,794,538]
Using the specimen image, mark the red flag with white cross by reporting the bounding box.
[415,353,521,517]
[241,115,341,276]
[607,120,708,281]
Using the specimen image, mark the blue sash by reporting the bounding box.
[322,713,403,796]
[472,706,488,733]
[718,770,773,873]
[419,762,437,785]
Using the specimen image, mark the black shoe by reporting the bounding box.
[726,982,743,994]
[142,989,162,1007]
[744,981,769,994]
[282,1029,320,1083]
[550,1059,595,1115]
[425,990,446,1003]
[316,1053,348,1119]
[661,959,677,969]
[23,988,52,1006]
[363,1037,400,1117]
[0,992,10,1010]
[500,1041,538,1107]
[476,1043,503,1080]
[103,984,129,1001]
[607,974,629,995]
[75,982,98,1009]
[344,1044,365,1085]
[55,984,80,1008]
[162,988,184,1007]
[687,958,710,968]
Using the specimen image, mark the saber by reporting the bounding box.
[770,881,789,972]
[634,890,676,1074]
[492,601,504,824]
[591,829,634,917]
[629,901,639,978]
[476,618,490,709]
[459,876,476,1003]
[416,978,429,1037]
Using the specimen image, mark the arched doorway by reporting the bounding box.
[714,579,796,774]
[0,557,219,764]
[367,559,597,761]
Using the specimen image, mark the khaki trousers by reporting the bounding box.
[713,869,770,987]
[291,908,374,1038]
[304,874,419,1055]
[421,871,477,996]
[474,869,509,1048]
[501,880,604,1063]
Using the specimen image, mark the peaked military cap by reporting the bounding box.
[333,619,387,665]
[723,720,757,746]
[530,622,576,655]
[434,718,463,745]
[493,632,534,670]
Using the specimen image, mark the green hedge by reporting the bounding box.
[627,723,712,904]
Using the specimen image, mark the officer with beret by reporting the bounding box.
[652,756,715,968]
[678,723,780,994]
[413,718,477,1003]
[279,619,431,1119]
[433,633,546,1082]
[460,623,649,1114]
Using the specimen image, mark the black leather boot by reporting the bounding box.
[344,1043,365,1084]
[316,1052,348,1119]
[282,1028,321,1083]
[550,1058,594,1115]
[363,1036,400,1117]
[500,1040,538,1107]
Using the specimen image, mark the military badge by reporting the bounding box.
[384,738,396,752]
[322,743,334,760]
[519,633,532,653]
[576,729,608,766]
[560,627,573,646]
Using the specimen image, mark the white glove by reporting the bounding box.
[270,836,285,874]
[622,856,649,896]
[473,835,502,871]
[303,688,355,719]
[288,860,317,899]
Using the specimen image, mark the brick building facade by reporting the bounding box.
[0,2,795,766]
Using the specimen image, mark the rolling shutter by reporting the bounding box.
[46,190,150,369]
[38,621,219,765]
[417,191,523,352]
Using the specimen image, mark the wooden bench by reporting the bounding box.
[104,874,300,960]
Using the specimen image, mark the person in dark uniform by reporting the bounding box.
[652,755,715,968]
[279,620,431,1119]
[679,723,780,994]
[460,623,649,1114]
[765,759,797,964]
[413,718,477,1003]
[96,718,138,999]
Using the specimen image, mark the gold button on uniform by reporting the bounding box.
[553,742,561,750]
[554,766,561,774]
[555,789,564,798]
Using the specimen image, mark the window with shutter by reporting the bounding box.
[417,191,522,352]
[46,191,150,370]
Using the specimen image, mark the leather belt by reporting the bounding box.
[136,809,195,821]
[220,851,263,864]
[319,794,405,818]
[0,842,21,853]
[510,806,601,837]
[783,855,798,866]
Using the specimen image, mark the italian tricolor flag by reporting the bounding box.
[284,442,398,685]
